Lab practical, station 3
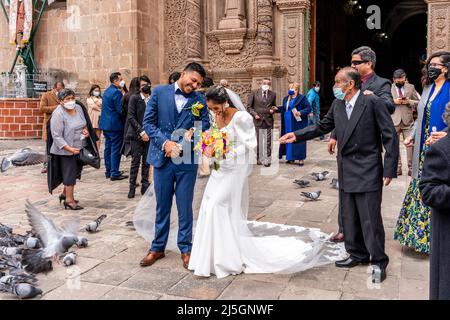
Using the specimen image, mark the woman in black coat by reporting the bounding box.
[126,76,152,199]
[419,104,450,300]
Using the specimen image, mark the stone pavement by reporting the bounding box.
[0,138,429,300]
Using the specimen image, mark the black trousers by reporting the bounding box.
[129,140,150,188]
[256,127,272,164]
[341,190,389,268]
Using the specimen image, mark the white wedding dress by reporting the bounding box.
[188,111,346,279]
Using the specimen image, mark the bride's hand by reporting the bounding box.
[203,146,215,159]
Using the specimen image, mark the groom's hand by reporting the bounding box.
[279,133,297,144]
[164,141,179,157]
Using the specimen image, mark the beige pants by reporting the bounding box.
[8,0,33,45]
[396,123,413,172]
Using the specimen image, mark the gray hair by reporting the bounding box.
[444,102,450,125]
[352,46,377,69]
[57,88,76,101]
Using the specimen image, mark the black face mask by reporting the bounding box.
[428,67,443,81]
[142,85,152,95]
[395,82,405,89]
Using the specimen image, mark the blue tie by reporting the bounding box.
[175,88,190,99]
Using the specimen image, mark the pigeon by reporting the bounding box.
[0,282,43,299]
[0,247,23,256]
[311,171,329,181]
[85,214,107,233]
[331,178,339,190]
[301,191,322,201]
[0,224,13,237]
[25,237,41,249]
[1,148,47,173]
[62,252,77,267]
[21,250,53,274]
[1,274,37,285]
[293,180,311,188]
[24,200,79,266]
[76,237,88,248]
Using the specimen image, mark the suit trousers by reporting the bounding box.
[256,127,272,164]
[395,124,413,172]
[129,140,150,188]
[341,189,389,269]
[103,130,124,178]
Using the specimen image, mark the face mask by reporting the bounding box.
[119,80,126,88]
[288,89,295,96]
[333,83,348,101]
[428,67,443,81]
[395,82,405,89]
[63,101,76,110]
[314,87,320,93]
[93,91,100,97]
[261,85,270,92]
[142,85,151,95]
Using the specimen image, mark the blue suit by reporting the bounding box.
[99,84,125,178]
[143,84,210,253]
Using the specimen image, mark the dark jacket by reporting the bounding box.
[99,84,124,132]
[126,94,148,141]
[294,93,399,193]
[247,89,277,129]
[46,101,99,194]
[419,135,450,300]
[362,73,396,115]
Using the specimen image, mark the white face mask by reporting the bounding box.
[119,80,126,88]
[63,101,76,110]
[93,91,100,97]
[261,85,270,92]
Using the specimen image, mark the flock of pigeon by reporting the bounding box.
[294,171,339,201]
[0,201,107,299]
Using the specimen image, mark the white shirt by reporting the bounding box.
[345,90,361,120]
[174,82,188,113]
[140,93,150,105]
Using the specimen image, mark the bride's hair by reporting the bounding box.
[205,85,236,108]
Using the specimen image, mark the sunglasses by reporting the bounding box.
[351,60,368,66]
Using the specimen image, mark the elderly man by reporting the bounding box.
[329,46,396,242]
[280,67,399,283]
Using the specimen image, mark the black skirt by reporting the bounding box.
[57,155,83,186]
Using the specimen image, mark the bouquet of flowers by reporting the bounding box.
[194,124,231,171]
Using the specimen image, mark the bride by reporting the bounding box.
[187,86,345,279]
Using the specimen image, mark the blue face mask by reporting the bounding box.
[333,83,348,101]
[288,89,295,96]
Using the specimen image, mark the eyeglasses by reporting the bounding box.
[351,60,368,66]
[429,63,445,68]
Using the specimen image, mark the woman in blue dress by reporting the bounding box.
[278,83,312,166]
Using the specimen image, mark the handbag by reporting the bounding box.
[79,135,101,169]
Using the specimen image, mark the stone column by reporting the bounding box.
[426,0,450,54]
[186,0,203,62]
[276,0,311,88]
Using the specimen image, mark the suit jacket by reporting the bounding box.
[391,83,420,127]
[295,93,399,193]
[247,89,277,128]
[99,84,124,132]
[363,73,396,115]
[40,90,60,141]
[126,94,148,141]
[143,84,210,170]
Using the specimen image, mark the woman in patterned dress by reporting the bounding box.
[394,51,450,254]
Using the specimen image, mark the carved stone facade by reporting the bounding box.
[426,0,450,53]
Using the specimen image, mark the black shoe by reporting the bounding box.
[372,266,387,283]
[141,184,150,196]
[111,174,129,181]
[128,187,136,199]
[264,163,271,168]
[59,194,79,205]
[257,161,262,166]
[63,201,84,211]
[335,257,370,268]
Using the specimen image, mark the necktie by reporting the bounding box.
[398,88,404,99]
[263,91,267,101]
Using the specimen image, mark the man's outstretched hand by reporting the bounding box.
[279,133,297,144]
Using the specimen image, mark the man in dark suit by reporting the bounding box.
[126,75,152,199]
[280,67,399,283]
[247,78,277,167]
[99,72,128,181]
[329,46,396,242]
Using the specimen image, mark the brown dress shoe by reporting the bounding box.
[181,253,191,269]
[331,233,345,243]
[140,251,165,267]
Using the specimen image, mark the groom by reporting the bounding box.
[140,62,210,268]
